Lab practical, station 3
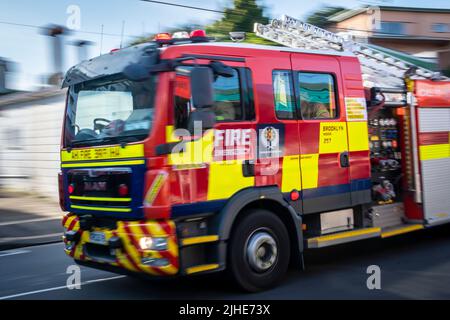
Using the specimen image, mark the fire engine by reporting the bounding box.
[59,18,450,292]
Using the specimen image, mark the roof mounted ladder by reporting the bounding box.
[254,15,442,88]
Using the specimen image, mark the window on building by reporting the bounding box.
[273,70,296,119]
[432,23,449,33]
[380,22,407,35]
[174,67,253,130]
[298,73,338,120]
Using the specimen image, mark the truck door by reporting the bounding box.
[291,53,352,213]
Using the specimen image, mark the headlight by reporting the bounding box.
[139,237,168,251]
[139,237,153,250]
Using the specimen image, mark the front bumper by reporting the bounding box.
[62,213,179,276]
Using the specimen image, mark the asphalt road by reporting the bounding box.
[0,224,449,300]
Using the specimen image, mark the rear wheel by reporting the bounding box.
[228,209,290,292]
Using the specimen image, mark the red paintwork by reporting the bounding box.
[136,44,369,218]
[414,80,450,107]
[418,132,449,145]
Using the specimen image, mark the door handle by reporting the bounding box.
[242,160,255,177]
[340,151,350,168]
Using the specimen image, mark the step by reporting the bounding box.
[381,224,424,238]
[185,263,220,275]
[307,227,381,249]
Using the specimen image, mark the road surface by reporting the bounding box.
[0,224,449,300]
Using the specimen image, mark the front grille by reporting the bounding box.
[68,168,132,208]
[84,243,116,262]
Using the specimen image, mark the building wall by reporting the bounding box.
[380,11,450,38]
[0,93,65,201]
[439,49,450,76]
[331,10,450,56]
[329,12,373,38]
[370,38,449,56]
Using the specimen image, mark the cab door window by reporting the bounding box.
[297,72,338,120]
[273,70,296,120]
[174,67,253,130]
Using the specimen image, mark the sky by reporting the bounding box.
[1,0,449,90]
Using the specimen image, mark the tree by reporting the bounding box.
[207,0,269,37]
[305,6,346,29]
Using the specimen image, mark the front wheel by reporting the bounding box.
[228,209,290,292]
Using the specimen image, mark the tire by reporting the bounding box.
[227,209,290,292]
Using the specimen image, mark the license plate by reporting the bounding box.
[89,231,107,245]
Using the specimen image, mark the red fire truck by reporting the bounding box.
[59,20,450,292]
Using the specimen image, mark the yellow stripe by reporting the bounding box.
[281,155,301,192]
[70,196,131,202]
[165,125,180,143]
[185,263,219,275]
[348,121,369,151]
[207,160,254,200]
[419,144,450,161]
[381,224,424,238]
[181,235,219,246]
[319,122,348,154]
[300,154,319,189]
[71,205,131,213]
[308,227,381,244]
[61,144,144,162]
[168,130,214,165]
[62,160,145,168]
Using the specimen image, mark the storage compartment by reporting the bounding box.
[368,104,403,204]
[320,209,354,234]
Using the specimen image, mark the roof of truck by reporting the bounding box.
[167,42,356,58]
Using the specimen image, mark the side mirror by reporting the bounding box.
[190,67,214,108]
[188,109,216,134]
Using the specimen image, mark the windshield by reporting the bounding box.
[64,76,157,147]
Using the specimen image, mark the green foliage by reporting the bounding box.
[305,6,346,28]
[130,0,271,46]
[207,0,269,35]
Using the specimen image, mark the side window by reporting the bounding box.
[174,67,251,130]
[298,72,338,120]
[212,68,242,121]
[273,70,296,119]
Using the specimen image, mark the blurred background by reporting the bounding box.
[0,0,449,249]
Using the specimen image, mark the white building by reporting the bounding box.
[0,89,66,201]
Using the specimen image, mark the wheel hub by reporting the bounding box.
[246,231,278,272]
